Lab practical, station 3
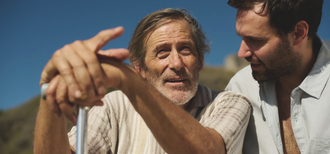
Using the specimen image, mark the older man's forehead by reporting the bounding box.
[146,20,193,46]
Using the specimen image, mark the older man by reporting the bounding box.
[34,8,250,154]
[225,0,330,154]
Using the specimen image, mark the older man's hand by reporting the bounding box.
[40,27,130,121]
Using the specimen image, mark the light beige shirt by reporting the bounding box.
[68,85,251,154]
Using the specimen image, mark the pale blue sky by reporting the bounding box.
[0,0,329,110]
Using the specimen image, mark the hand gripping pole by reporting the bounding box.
[41,83,89,154]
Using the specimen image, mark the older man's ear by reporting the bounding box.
[133,61,146,79]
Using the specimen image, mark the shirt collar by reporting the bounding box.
[299,37,330,98]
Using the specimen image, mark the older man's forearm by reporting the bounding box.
[34,99,72,154]
[98,62,226,154]
[125,82,225,154]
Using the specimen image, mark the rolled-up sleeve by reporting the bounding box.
[199,91,251,154]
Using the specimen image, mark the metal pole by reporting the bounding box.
[76,106,90,154]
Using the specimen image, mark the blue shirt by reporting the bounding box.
[226,38,330,154]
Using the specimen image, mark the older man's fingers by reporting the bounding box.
[79,27,125,97]
[52,48,83,99]
[44,27,125,104]
[45,75,61,116]
[85,27,124,52]
[97,48,130,62]
[52,27,124,98]
[55,76,69,108]
[67,91,104,107]
[59,41,97,98]
[40,60,60,87]
[70,40,105,97]
[56,77,77,124]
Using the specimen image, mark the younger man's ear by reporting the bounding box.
[293,20,309,46]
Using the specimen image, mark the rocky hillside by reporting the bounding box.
[0,96,40,154]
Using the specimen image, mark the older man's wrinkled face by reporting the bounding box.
[138,19,201,107]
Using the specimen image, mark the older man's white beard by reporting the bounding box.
[156,83,198,106]
[145,72,199,106]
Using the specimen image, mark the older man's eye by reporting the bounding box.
[180,47,191,55]
[157,50,170,58]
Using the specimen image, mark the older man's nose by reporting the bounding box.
[169,51,184,71]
